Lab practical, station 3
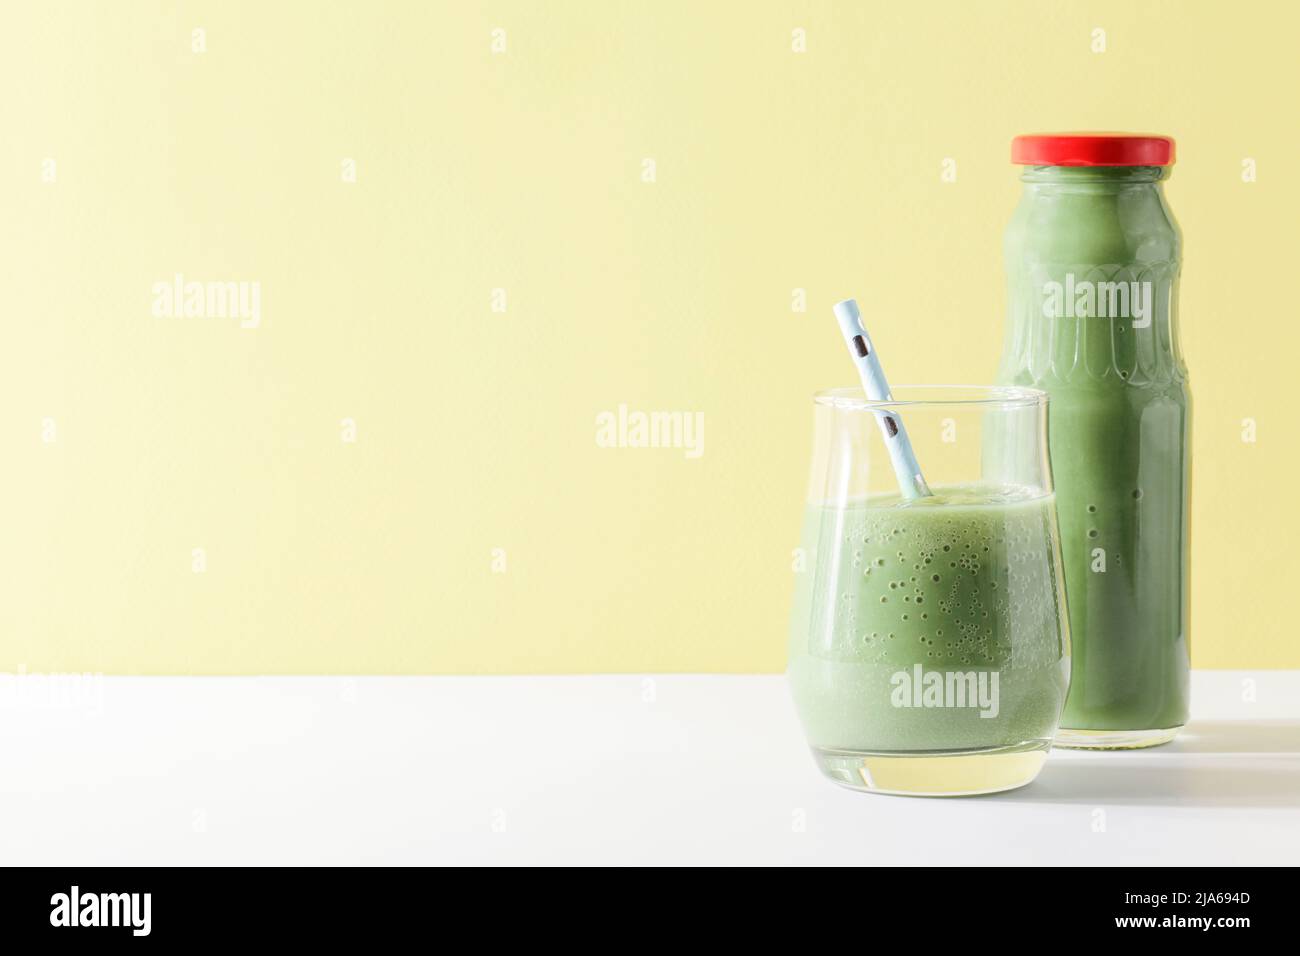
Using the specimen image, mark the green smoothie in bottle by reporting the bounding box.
[997,134,1190,748]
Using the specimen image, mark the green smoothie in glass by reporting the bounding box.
[997,134,1191,749]
[787,385,1070,795]
[788,486,1069,754]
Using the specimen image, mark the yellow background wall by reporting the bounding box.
[2,1,1295,673]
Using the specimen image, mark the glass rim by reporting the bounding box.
[813,384,1048,411]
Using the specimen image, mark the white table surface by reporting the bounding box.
[2,671,1297,865]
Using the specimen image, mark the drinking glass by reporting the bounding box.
[787,385,1069,795]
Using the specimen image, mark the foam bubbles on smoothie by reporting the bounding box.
[803,486,1064,674]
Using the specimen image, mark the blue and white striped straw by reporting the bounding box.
[831,298,933,500]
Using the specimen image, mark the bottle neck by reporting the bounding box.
[1019,165,1169,186]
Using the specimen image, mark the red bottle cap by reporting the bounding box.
[1011,133,1175,167]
